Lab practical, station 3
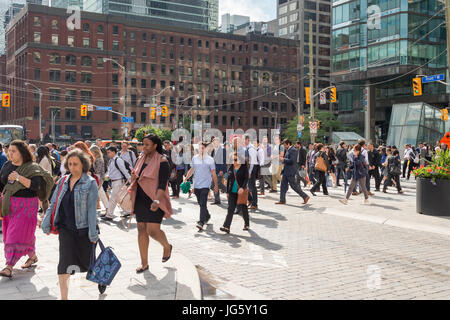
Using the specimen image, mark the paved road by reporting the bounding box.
[163,177,450,300]
[2,177,450,300]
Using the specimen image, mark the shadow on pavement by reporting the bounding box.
[126,266,176,300]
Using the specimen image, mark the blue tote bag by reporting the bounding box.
[86,239,121,288]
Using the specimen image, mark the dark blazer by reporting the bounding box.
[282,146,299,177]
[368,149,381,167]
[227,163,249,193]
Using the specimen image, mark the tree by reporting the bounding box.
[284,108,360,144]
[134,125,173,142]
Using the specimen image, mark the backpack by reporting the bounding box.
[114,158,131,180]
[50,156,61,177]
[119,150,136,168]
[388,157,401,175]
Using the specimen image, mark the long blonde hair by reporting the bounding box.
[90,145,103,161]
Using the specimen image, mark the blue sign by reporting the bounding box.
[422,74,445,83]
[297,131,302,138]
[122,117,134,123]
[97,106,112,111]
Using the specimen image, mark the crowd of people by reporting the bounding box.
[0,135,446,299]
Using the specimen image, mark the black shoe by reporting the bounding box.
[196,221,204,231]
[121,213,131,218]
[310,189,316,196]
[336,184,342,187]
[205,216,211,225]
[162,245,173,263]
[211,201,221,205]
[269,190,277,193]
[101,216,113,222]
[220,226,230,234]
[98,284,107,294]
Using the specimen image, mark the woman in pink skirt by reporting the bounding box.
[0,140,54,278]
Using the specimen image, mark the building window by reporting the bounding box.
[33,16,41,27]
[81,56,92,66]
[83,23,90,32]
[131,78,136,87]
[151,64,156,74]
[83,38,89,48]
[113,25,119,35]
[97,40,104,50]
[97,57,104,68]
[34,32,41,43]
[112,40,119,51]
[81,72,92,84]
[52,34,58,45]
[51,19,58,29]
[65,71,76,83]
[279,16,288,25]
[49,53,61,64]
[131,95,137,106]
[81,91,92,103]
[161,65,166,75]
[112,92,119,104]
[49,70,61,82]
[130,31,135,40]
[34,69,40,80]
[65,90,77,102]
[97,25,104,33]
[49,89,61,101]
[67,36,74,47]
[66,54,76,66]
[65,108,76,120]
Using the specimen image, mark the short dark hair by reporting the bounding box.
[354,144,362,152]
[296,141,302,146]
[60,150,68,157]
[107,146,117,153]
[358,139,366,147]
[10,140,34,163]
[282,139,292,146]
[316,143,324,150]
[393,150,400,156]
[64,149,91,173]
[339,141,345,147]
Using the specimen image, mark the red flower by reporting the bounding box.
[420,164,424,169]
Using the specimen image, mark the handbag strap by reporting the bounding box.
[88,242,97,273]
[232,166,241,189]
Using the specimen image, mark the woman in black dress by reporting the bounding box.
[129,134,173,274]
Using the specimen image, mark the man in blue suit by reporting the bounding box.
[276,139,310,205]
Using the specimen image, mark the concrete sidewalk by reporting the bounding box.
[0,219,201,300]
[279,177,450,237]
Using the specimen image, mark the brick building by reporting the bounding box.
[4,4,301,141]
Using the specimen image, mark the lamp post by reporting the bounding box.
[51,110,59,144]
[24,82,42,142]
[103,58,127,137]
[274,91,300,128]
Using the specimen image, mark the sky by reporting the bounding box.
[218,0,276,24]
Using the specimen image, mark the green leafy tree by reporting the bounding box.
[134,125,173,142]
[284,108,360,143]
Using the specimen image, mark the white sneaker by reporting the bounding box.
[339,199,348,205]
[364,199,370,205]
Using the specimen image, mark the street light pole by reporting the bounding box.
[25,82,42,142]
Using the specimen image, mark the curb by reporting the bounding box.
[173,253,202,300]
[323,208,450,237]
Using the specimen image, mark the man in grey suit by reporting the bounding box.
[276,139,310,205]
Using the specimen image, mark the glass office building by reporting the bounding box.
[83,0,218,31]
[331,0,448,142]
[387,103,445,147]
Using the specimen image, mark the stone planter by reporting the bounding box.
[416,178,450,216]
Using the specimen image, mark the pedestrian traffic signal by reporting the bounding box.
[330,87,337,103]
[413,78,422,96]
[162,105,168,117]
[1,93,10,107]
[317,120,321,129]
[80,105,87,117]
[305,87,310,105]
[441,108,448,121]
[151,107,156,120]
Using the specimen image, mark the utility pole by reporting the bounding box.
[309,19,315,143]
[445,0,450,96]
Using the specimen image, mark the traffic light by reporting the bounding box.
[317,120,321,129]
[151,107,156,120]
[330,87,337,103]
[2,93,10,107]
[162,105,168,117]
[413,77,422,96]
[305,87,310,105]
[80,105,87,117]
[441,108,448,121]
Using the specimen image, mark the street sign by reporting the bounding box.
[96,106,112,111]
[122,116,134,123]
[87,104,94,112]
[320,92,326,105]
[144,104,151,108]
[309,121,317,135]
[421,74,445,83]
[297,131,302,138]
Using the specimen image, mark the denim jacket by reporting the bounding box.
[42,173,99,242]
